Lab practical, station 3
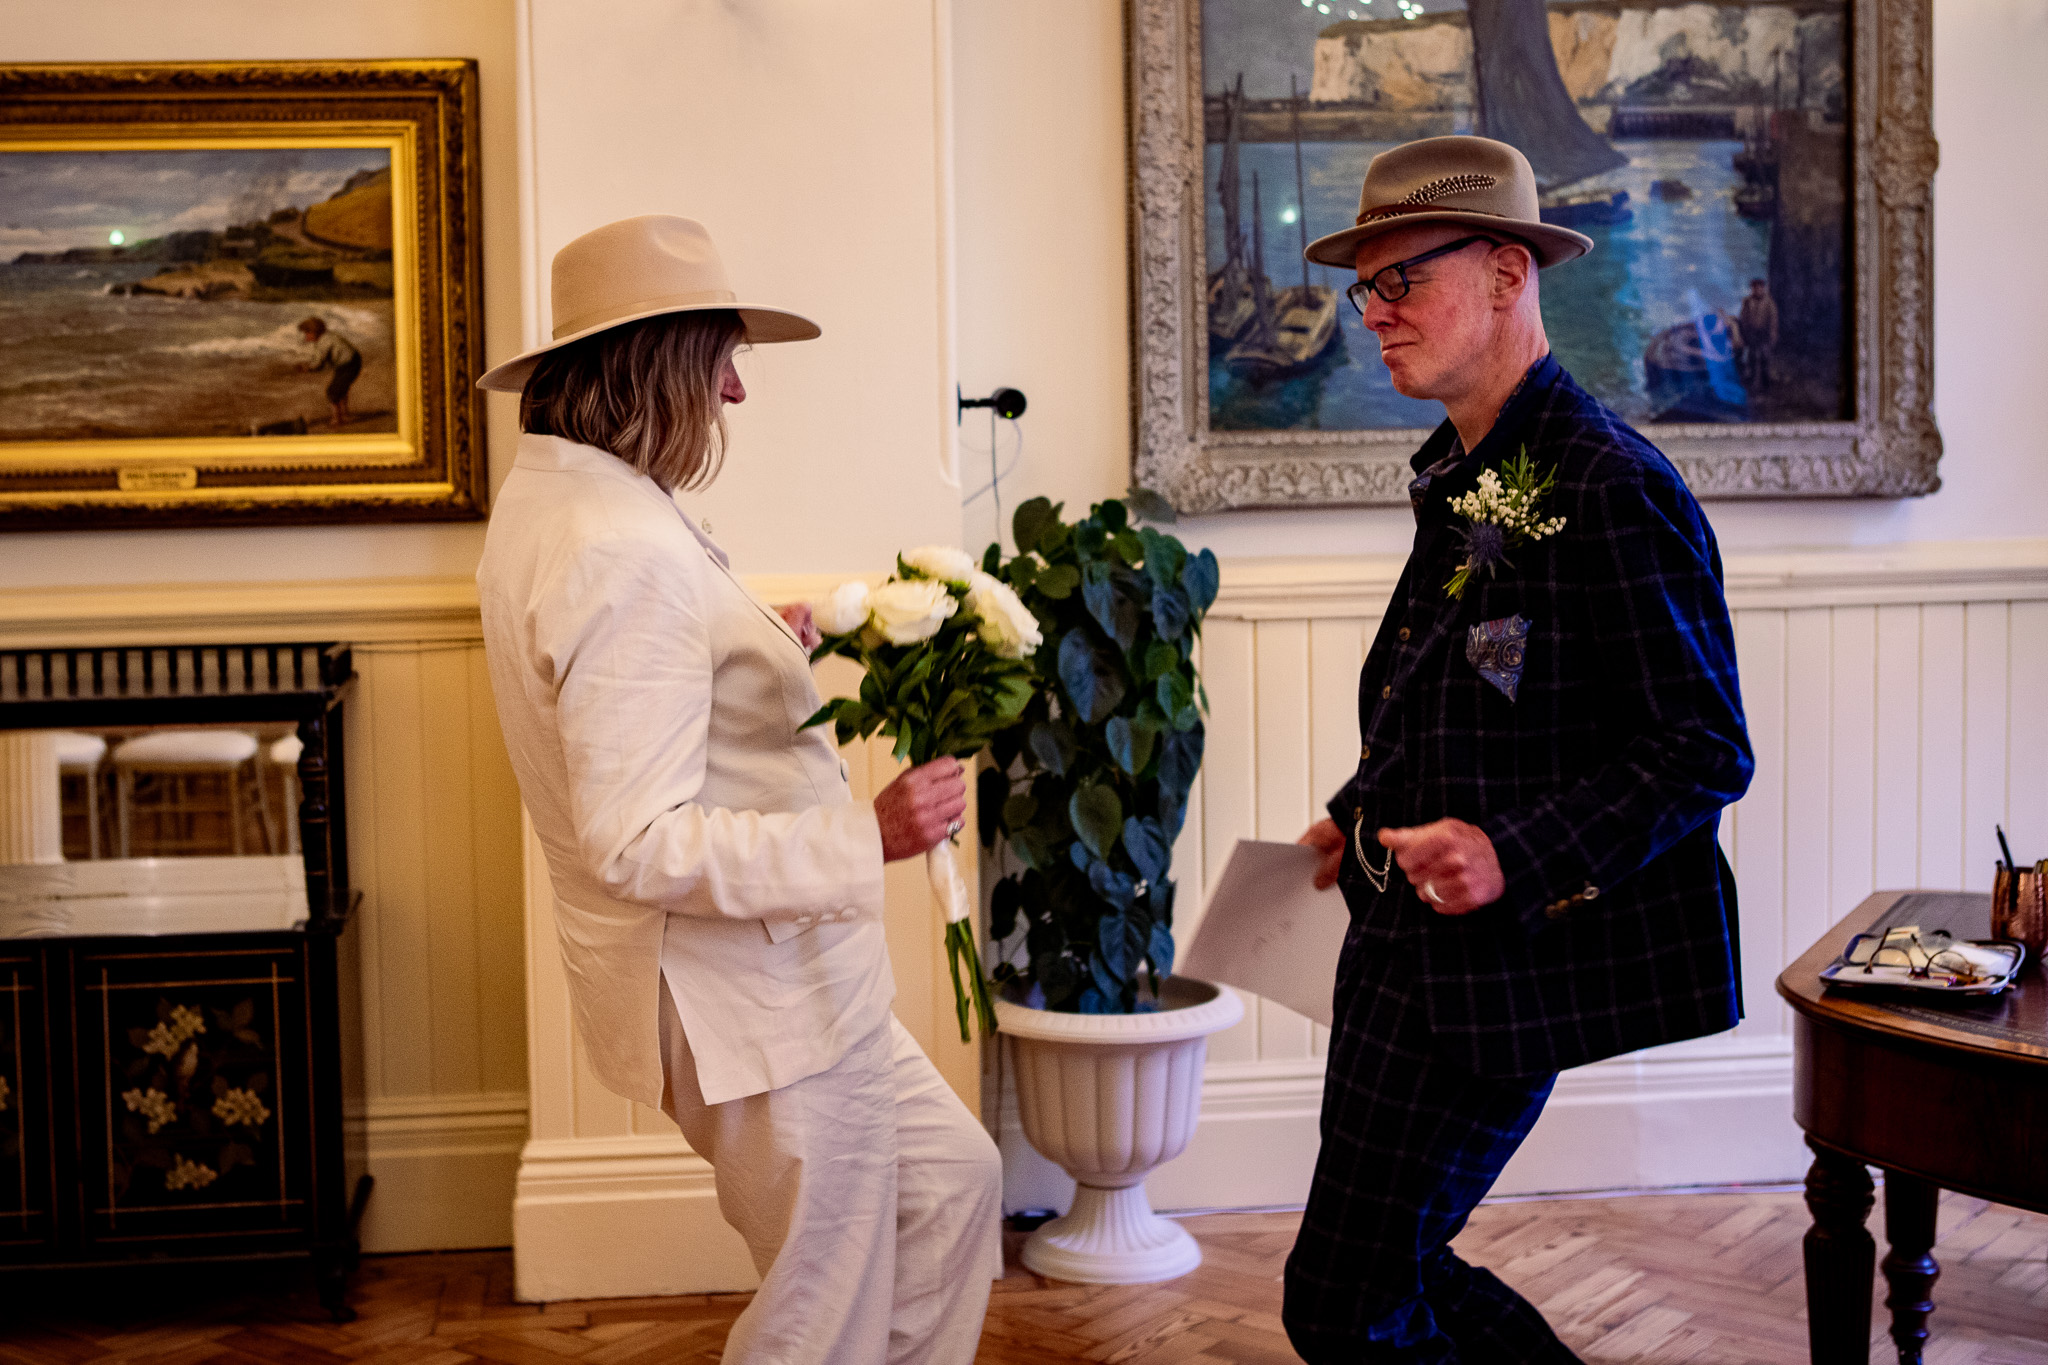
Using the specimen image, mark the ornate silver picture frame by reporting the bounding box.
[1129,0,1940,511]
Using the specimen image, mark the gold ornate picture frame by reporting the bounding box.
[0,61,486,529]
[1129,0,1941,511]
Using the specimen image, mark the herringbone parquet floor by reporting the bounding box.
[1,1190,2043,1364]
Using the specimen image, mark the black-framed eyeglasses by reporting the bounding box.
[1345,235,1503,314]
[1843,928,1995,985]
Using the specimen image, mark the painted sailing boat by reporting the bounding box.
[1207,74,1256,345]
[1224,75,1339,382]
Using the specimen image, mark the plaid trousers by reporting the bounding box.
[1282,921,1586,1364]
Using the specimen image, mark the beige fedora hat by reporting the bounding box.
[477,215,819,393]
[1303,136,1594,272]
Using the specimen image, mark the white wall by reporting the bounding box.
[951,0,2048,561]
[0,0,525,588]
[516,0,965,574]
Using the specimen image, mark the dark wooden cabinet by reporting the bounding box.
[0,644,366,1319]
[0,947,56,1257]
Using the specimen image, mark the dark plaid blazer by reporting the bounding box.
[1328,355,1752,1080]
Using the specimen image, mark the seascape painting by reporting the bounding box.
[1202,0,1849,432]
[0,146,403,445]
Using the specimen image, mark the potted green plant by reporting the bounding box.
[975,494,1243,1284]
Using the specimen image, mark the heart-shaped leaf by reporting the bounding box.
[1158,794,1187,841]
[1058,632,1126,724]
[1156,670,1193,716]
[1089,861,1138,911]
[1096,912,1132,980]
[1034,563,1080,599]
[1158,724,1204,807]
[1122,816,1171,884]
[1069,784,1124,860]
[1105,716,1156,776]
[1001,790,1038,831]
[1125,486,1179,524]
[1012,497,1058,556]
[1151,585,1190,641]
[1027,719,1075,776]
[1182,547,1220,614]
[1082,563,1141,650]
[1147,921,1176,978]
[1138,527,1188,587]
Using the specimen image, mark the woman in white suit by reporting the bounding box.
[476,216,1004,1364]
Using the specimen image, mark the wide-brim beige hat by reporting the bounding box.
[1303,136,1594,272]
[477,215,819,393]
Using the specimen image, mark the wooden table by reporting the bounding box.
[1778,889,2048,1365]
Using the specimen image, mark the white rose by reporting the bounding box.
[867,578,958,645]
[964,571,1043,659]
[812,580,872,636]
[901,544,977,585]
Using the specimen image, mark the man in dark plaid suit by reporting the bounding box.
[1285,137,1753,1361]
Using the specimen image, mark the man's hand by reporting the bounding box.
[875,758,967,862]
[1299,818,1345,890]
[775,602,823,651]
[1378,819,1503,915]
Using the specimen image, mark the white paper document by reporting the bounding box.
[1180,839,1351,1027]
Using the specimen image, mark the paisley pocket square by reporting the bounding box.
[1466,614,1531,701]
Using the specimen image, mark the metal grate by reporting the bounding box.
[0,643,348,706]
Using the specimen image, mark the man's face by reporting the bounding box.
[1353,224,1505,401]
[1749,282,1768,299]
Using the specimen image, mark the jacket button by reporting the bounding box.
[1381,686,1392,699]
[1360,746,1371,761]
[1397,627,1411,641]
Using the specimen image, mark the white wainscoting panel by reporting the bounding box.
[1000,542,2048,1215]
[342,641,531,1251]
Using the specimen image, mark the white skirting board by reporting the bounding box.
[998,1036,1806,1215]
[346,1093,530,1253]
[512,1135,760,1303]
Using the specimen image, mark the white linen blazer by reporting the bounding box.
[478,434,893,1108]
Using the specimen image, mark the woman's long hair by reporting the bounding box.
[518,309,747,492]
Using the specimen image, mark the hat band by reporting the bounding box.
[552,287,741,340]
[1357,201,1515,226]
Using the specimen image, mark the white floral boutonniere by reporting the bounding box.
[1445,449,1566,600]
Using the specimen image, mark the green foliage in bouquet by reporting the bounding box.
[977,493,1218,1014]
[802,569,1037,766]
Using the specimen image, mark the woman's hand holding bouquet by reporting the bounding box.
[804,545,1044,1040]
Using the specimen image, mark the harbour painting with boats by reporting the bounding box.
[1202,0,1847,432]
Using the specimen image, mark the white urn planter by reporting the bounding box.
[995,977,1244,1284]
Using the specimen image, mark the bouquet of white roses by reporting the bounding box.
[805,545,1044,1041]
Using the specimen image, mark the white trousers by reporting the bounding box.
[658,981,1004,1365]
